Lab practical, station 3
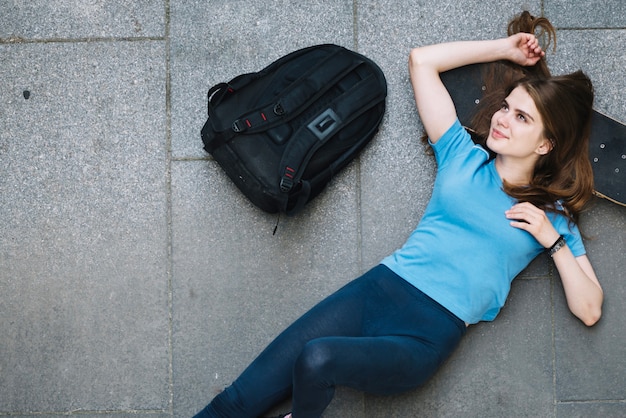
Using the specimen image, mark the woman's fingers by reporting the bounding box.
[505,203,559,247]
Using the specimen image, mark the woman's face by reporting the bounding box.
[486,86,551,160]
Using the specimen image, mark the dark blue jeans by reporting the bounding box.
[194,265,466,418]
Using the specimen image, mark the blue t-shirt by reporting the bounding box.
[381,120,585,324]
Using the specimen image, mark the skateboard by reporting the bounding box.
[441,63,625,207]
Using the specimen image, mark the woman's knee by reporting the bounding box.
[294,338,337,382]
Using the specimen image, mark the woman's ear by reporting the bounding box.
[537,137,554,155]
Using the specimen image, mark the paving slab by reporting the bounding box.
[550,29,626,120]
[0,41,169,413]
[557,401,626,417]
[544,0,626,28]
[0,0,165,40]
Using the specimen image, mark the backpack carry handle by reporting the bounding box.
[207,83,230,112]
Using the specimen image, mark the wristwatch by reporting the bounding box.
[548,235,566,257]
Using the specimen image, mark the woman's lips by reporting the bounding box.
[491,128,507,139]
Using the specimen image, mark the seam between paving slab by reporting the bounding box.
[165,0,175,415]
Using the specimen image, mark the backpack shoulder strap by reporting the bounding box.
[278,71,386,194]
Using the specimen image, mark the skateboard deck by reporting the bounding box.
[441,63,625,207]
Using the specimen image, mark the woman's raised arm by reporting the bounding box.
[409,33,545,143]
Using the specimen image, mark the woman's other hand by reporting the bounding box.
[505,201,558,247]
[507,32,545,66]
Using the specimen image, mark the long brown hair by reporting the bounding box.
[470,12,594,222]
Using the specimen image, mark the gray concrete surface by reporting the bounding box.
[1,1,624,417]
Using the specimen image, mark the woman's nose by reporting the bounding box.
[497,112,509,127]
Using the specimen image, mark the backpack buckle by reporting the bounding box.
[232,119,247,133]
[280,166,296,192]
[280,177,293,193]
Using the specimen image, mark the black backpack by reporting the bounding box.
[201,44,387,215]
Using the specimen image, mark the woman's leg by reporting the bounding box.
[289,276,465,418]
[194,266,386,418]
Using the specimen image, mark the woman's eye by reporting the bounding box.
[517,113,527,122]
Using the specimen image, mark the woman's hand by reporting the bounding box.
[506,32,545,66]
[505,202,559,248]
